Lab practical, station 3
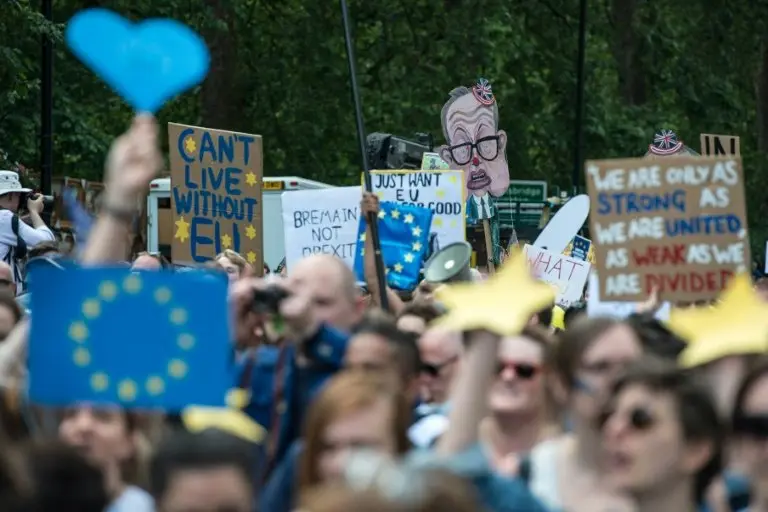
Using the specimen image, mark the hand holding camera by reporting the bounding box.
[26,193,45,214]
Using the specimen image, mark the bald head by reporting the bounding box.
[289,254,362,332]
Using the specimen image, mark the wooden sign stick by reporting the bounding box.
[482,219,496,274]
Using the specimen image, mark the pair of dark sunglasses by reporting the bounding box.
[421,356,458,377]
[733,414,768,439]
[495,361,540,380]
[598,406,656,432]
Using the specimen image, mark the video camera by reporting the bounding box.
[366,132,434,170]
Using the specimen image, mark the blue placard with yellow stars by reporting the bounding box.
[354,201,433,291]
[28,266,231,410]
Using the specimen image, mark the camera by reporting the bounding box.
[366,132,434,170]
[27,193,54,206]
[250,285,291,314]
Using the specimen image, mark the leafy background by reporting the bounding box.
[1,0,767,254]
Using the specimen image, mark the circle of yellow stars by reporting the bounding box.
[68,273,198,404]
[175,134,260,263]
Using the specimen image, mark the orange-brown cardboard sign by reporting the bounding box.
[585,155,749,303]
[700,134,740,157]
[168,123,263,267]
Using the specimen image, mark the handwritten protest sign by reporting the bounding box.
[585,155,749,302]
[700,134,740,157]
[281,186,360,270]
[586,273,670,321]
[370,170,465,255]
[169,123,263,266]
[524,244,591,307]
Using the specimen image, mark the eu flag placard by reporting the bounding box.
[29,266,231,410]
[354,201,433,291]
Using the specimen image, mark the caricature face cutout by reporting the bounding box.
[439,91,510,198]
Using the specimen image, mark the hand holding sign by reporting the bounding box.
[66,9,209,113]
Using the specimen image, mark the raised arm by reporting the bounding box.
[360,192,404,314]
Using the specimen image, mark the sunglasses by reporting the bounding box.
[598,406,656,432]
[495,360,540,380]
[421,356,458,377]
[733,413,768,439]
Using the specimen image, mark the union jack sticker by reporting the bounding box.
[472,78,495,105]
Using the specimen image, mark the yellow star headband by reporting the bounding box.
[668,273,768,368]
[433,251,555,336]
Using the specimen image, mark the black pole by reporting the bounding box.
[340,0,389,311]
[572,0,588,196]
[40,0,53,200]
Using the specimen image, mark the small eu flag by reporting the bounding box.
[354,201,433,291]
[571,235,591,262]
[28,266,231,410]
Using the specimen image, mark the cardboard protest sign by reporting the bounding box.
[370,170,465,260]
[585,155,749,302]
[524,244,591,307]
[281,186,360,270]
[169,123,263,266]
[700,134,740,157]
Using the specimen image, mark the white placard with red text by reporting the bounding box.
[524,244,591,307]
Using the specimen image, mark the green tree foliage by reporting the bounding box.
[2,0,768,251]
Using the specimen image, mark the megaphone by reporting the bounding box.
[423,241,472,284]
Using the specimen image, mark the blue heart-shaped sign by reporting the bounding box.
[66,9,210,113]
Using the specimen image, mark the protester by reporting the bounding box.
[602,358,724,512]
[396,301,443,336]
[524,317,644,511]
[480,326,560,475]
[131,251,171,271]
[215,249,250,282]
[150,429,255,512]
[57,405,154,511]
[0,171,54,293]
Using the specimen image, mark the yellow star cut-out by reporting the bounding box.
[391,210,401,220]
[412,227,422,238]
[404,213,414,224]
[221,234,232,249]
[245,225,257,240]
[175,217,190,243]
[404,252,415,263]
[246,251,257,264]
[669,274,768,368]
[394,263,404,273]
[434,217,443,227]
[184,136,196,154]
[245,172,257,186]
[412,242,422,252]
[378,210,387,219]
[434,252,555,336]
[436,189,446,199]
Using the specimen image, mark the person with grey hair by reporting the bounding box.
[438,79,510,266]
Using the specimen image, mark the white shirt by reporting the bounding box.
[471,193,494,219]
[0,209,55,291]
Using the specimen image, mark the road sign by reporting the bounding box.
[504,180,547,203]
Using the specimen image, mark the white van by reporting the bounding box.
[146,176,334,269]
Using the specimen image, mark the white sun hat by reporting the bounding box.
[0,170,31,196]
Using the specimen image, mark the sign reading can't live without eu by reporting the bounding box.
[168,123,263,266]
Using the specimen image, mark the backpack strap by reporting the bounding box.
[11,215,27,259]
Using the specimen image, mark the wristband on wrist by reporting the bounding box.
[101,203,135,224]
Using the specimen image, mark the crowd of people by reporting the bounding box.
[0,115,763,512]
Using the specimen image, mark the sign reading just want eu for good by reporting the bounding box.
[585,155,750,303]
[168,123,263,266]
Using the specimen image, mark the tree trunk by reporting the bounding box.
[200,0,243,131]
[756,38,768,153]
[610,0,646,106]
